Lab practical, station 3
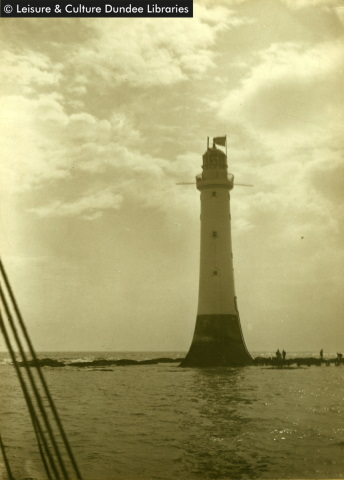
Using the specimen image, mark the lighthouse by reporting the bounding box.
[181,137,252,367]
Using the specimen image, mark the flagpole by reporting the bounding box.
[225,135,227,158]
[207,136,209,150]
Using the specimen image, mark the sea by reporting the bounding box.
[0,351,343,480]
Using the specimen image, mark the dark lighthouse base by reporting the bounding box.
[181,314,253,367]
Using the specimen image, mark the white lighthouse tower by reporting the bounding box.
[181,137,252,367]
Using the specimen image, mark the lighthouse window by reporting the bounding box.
[212,231,217,237]
[213,270,218,276]
[212,191,216,197]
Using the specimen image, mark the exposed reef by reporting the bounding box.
[17,358,66,367]
[70,357,182,367]
[253,356,342,367]
[15,356,343,368]
[17,357,182,368]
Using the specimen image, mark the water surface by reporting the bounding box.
[0,352,343,479]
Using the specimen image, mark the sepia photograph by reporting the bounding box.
[0,0,344,479]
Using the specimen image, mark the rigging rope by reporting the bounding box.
[0,310,59,480]
[0,299,67,479]
[0,257,83,480]
[0,433,15,480]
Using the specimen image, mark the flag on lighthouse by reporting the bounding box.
[213,136,226,147]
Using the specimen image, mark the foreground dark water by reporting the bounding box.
[0,351,343,480]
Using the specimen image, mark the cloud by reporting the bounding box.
[0,91,143,192]
[0,94,68,193]
[197,0,247,6]
[280,0,342,9]
[70,6,248,88]
[306,154,344,211]
[30,190,123,219]
[335,5,344,24]
[0,6,255,223]
[0,50,63,94]
[216,38,344,252]
[229,140,344,270]
[218,40,344,156]
[0,90,197,223]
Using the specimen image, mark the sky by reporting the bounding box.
[0,0,343,353]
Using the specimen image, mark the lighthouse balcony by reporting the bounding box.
[196,173,234,190]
